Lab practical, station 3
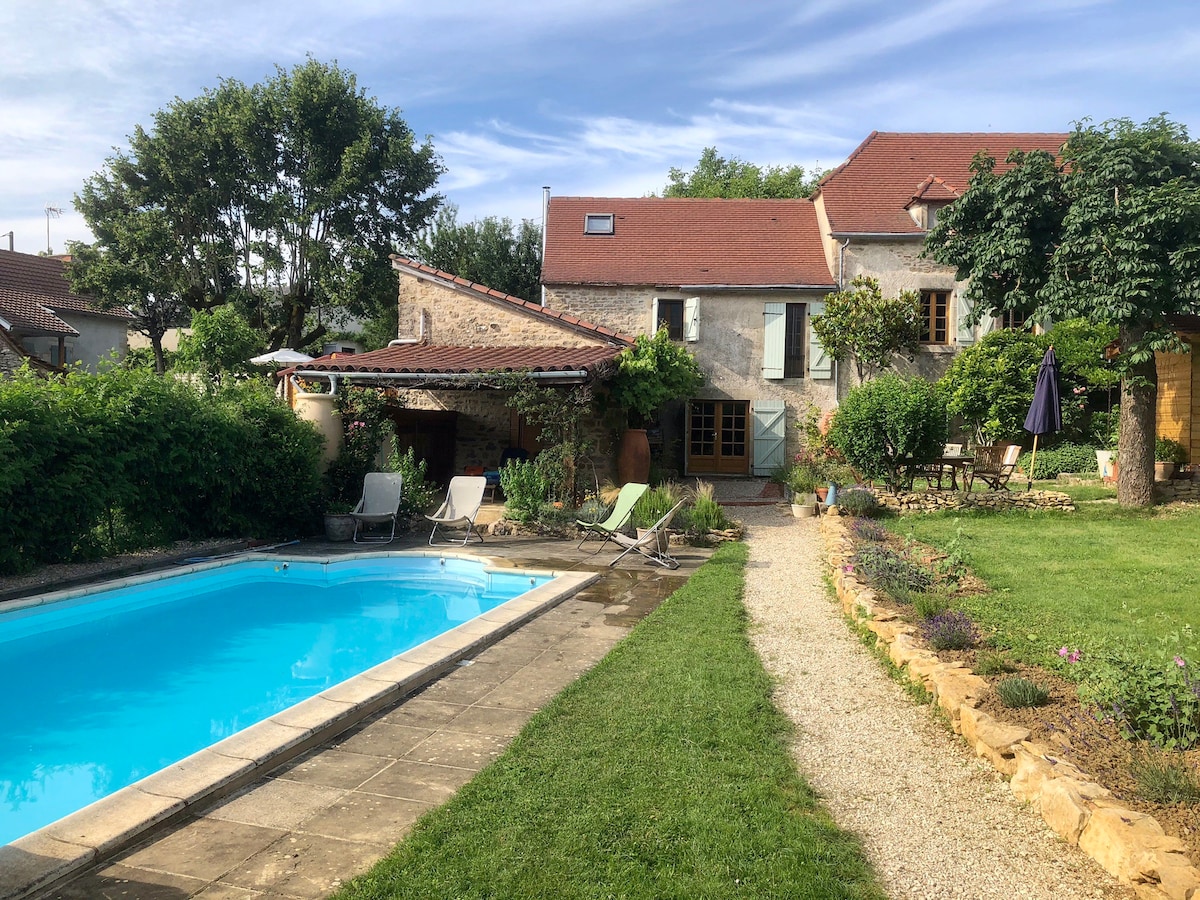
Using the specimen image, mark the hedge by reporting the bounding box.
[1016,442,1099,480]
[0,368,324,574]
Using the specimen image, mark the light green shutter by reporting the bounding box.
[956,293,975,346]
[808,300,831,379]
[684,297,700,342]
[762,302,785,379]
[752,400,787,475]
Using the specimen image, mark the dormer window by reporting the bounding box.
[584,213,614,235]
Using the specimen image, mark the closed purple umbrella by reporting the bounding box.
[1023,346,1062,489]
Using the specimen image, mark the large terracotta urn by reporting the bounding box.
[617,428,651,484]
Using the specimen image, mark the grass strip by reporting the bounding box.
[333,543,884,900]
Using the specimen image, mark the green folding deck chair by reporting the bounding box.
[576,482,648,549]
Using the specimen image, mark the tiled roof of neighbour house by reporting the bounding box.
[541,197,836,287]
[390,257,635,346]
[293,344,624,380]
[815,132,1069,235]
[0,251,132,337]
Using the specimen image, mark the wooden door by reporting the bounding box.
[687,400,750,475]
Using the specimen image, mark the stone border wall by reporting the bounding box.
[822,516,1200,900]
[876,488,1075,514]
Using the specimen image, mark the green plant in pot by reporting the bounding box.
[608,329,704,483]
[1154,436,1188,481]
[787,462,820,506]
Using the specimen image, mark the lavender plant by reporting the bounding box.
[921,610,980,651]
[852,545,933,598]
[850,518,888,543]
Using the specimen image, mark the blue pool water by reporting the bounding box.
[0,555,551,845]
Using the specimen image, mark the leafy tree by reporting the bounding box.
[74,58,443,352]
[811,276,923,382]
[407,205,543,301]
[608,329,705,427]
[926,116,1200,506]
[66,206,190,374]
[663,147,825,199]
[174,306,266,380]
[828,375,948,489]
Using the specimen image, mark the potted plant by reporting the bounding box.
[608,330,704,483]
[1155,436,1188,481]
[323,500,357,541]
[787,463,820,516]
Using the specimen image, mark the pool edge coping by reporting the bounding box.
[0,552,599,900]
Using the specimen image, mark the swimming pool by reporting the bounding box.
[0,552,594,852]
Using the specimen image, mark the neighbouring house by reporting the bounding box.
[0,326,57,376]
[810,131,1068,382]
[0,251,130,371]
[286,257,632,487]
[541,197,838,477]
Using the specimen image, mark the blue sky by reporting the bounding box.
[2,0,1198,256]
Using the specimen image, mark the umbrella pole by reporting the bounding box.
[1027,434,1040,491]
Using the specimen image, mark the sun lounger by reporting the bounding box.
[426,476,488,545]
[577,482,648,549]
[607,499,686,570]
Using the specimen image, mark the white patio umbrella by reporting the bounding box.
[249,348,314,365]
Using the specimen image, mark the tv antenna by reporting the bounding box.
[44,205,64,254]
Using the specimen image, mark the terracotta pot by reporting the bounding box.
[1155,461,1177,482]
[617,428,651,484]
[815,486,829,503]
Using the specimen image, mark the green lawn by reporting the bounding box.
[331,544,884,900]
[893,504,1200,666]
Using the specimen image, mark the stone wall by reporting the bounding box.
[1154,475,1200,504]
[823,516,1200,900]
[875,488,1075,514]
[399,274,602,348]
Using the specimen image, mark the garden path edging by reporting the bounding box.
[821,515,1200,900]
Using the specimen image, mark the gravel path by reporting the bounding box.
[740,506,1133,900]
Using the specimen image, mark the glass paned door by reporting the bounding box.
[687,400,750,475]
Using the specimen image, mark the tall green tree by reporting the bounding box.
[663,147,825,199]
[925,116,1200,506]
[73,58,443,352]
[406,206,543,301]
[811,276,923,382]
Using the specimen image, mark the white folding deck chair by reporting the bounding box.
[351,473,404,544]
[607,499,686,570]
[426,476,488,546]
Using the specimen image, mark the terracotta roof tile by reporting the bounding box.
[390,257,634,344]
[542,197,835,287]
[817,132,1068,234]
[298,344,622,376]
[0,251,132,336]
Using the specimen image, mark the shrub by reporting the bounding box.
[1017,443,1098,480]
[912,591,951,620]
[996,676,1051,708]
[0,369,323,573]
[976,650,1017,676]
[836,486,878,517]
[1080,650,1200,749]
[921,610,980,651]
[852,545,933,598]
[1156,436,1189,464]
[499,459,550,524]
[850,518,888,543]
[608,330,704,427]
[1129,749,1200,804]
[575,496,608,525]
[828,374,948,489]
[632,482,684,529]
[388,445,439,526]
[680,482,730,536]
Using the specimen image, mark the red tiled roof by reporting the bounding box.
[390,257,634,345]
[0,251,132,336]
[297,344,622,377]
[542,197,835,287]
[816,132,1068,235]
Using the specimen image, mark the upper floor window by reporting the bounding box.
[656,299,684,340]
[920,290,950,345]
[584,213,614,235]
[783,303,806,378]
